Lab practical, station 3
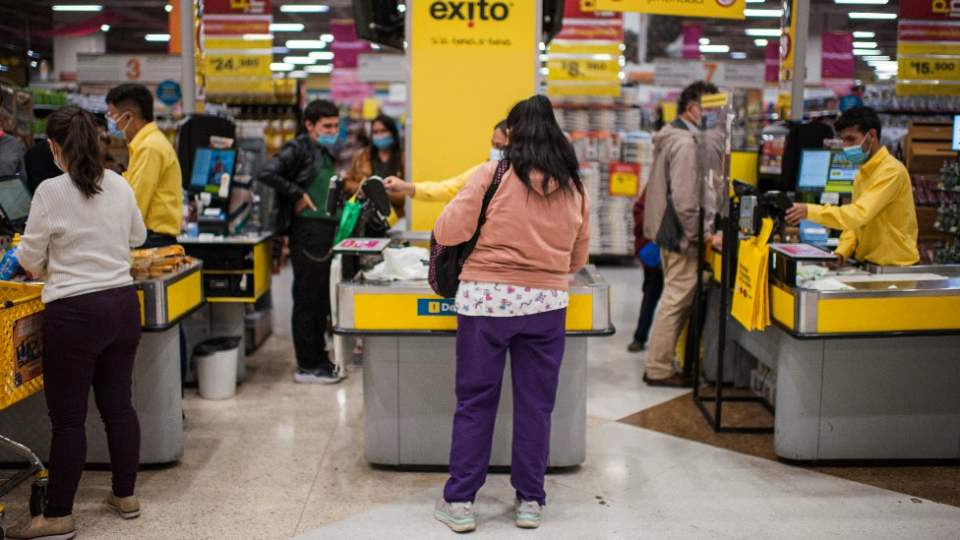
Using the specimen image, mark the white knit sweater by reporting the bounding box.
[17,170,147,303]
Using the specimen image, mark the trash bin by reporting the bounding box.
[194,337,242,400]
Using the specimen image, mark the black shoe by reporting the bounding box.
[627,340,646,353]
[643,373,694,388]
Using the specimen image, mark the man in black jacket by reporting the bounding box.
[258,99,343,384]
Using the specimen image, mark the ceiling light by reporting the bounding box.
[305,65,334,73]
[283,56,316,65]
[861,56,891,61]
[270,63,294,72]
[700,44,731,53]
[539,42,546,51]
[272,46,290,54]
[320,34,334,42]
[280,5,329,13]
[289,71,309,79]
[868,60,897,67]
[286,40,327,49]
[52,5,102,11]
[145,34,171,42]
[397,4,407,13]
[848,12,897,19]
[308,51,335,60]
[754,39,769,47]
[699,38,710,45]
[744,9,782,17]
[101,24,110,32]
[745,29,781,37]
[165,4,173,12]
[853,32,875,39]
[853,42,878,49]
[731,52,748,59]
[877,74,894,80]
[745,0,767,3]
[243,34,273,41]
[835,0,888,4]
[30,61,38,68]
[853,49,882,55]
[270,23,305,32]
[371,44,381,50]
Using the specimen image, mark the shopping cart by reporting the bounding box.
[0,282,48,516]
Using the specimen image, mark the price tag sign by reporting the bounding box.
[206,54,271,78]
[899,58,960,81]
[547,59,620,83]
[609,162,640,197]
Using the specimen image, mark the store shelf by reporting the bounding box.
[32,104,63,112]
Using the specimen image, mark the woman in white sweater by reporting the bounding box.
[8,107,146,540]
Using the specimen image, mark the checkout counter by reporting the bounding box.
[0,260,205,465]
[333,240,613,468]
[728,251,960,461]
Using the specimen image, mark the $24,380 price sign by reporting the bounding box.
[206,54,271,77]
[901,59,960,81]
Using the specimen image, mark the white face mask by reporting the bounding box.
[489,147,504,162]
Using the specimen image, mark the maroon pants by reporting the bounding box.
[42,285,142,517]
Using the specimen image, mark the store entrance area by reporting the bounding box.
[1,265,957,539]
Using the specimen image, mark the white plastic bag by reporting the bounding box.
[362,247,430,281]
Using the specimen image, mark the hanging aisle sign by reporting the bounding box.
[897,2,960,96]
[587,0,746,20]
[201,0,273,96]
[547,3,622,98]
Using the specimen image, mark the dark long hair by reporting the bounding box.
[503,95,582,195]
[46,107,105,199]
[369,113,403,175]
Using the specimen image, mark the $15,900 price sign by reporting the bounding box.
[900,58,960,80]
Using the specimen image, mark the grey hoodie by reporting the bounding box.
[643,118,724,256]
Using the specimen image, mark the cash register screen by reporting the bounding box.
[190,148,236,199]
[798,149,858,193]
[0,175,33,232]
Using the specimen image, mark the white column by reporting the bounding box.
[790,0,810,121]
[180,0,196,113]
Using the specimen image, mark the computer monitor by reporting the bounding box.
[797,149,832,191]
[952,114,960,152]
[0,175,33,233]
[190,148,236,200]
[826,152,858,193]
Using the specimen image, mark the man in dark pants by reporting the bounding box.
[628,186,664,352]
[257,100,343,384]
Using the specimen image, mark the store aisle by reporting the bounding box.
[1,265,957,539]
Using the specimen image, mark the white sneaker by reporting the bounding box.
[515,499,542,529]
[434,498,476,533]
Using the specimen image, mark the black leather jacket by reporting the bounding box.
[257,134,334,234]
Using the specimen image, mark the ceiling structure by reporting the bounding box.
[0,0,901,84]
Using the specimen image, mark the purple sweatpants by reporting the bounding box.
[443,309,566,506]
[42,285,142,517]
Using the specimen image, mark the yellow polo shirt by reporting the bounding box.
[124,122,182,237]
[806,146,919,266]
[412,163,483,202]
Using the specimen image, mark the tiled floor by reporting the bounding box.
[1,266,958,539]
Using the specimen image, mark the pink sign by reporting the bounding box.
[331,69,374,106]
[765,41,779,84]
[821,32,854,81]
[682,23,702,59]
[331,20,372,69]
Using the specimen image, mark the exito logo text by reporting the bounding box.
[430,1,511,27]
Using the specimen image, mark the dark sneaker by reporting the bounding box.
[434,498,476,533]
[643,372,694,388]
[515,499,542,529]
[627,340,646,353]
[314,364,343,384]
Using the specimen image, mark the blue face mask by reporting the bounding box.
[107,114,126,140]
[489,148,504,162]
[842,134,870,165]
[372,135,394,150]
[316,133,338,147]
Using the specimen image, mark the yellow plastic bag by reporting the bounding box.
[732,218,773,331]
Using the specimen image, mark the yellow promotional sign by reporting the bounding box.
[549,43,622,56]
[205,53,271,77]
[547,59,620,83]
[410,0,537,231]
[779,0,797,82]
[591,0,746,20]
[899,58,960,81]
[608,163,640,197]
[203,38,272,50]
[701,93,730,108]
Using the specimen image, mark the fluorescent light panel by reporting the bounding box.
[744,9,782,17]
[852,41,878,48]
[283,56,316,65]
[320,34,334,42]
[286,40,327,49]
[52,5,102,11]
[835,0,888,4]
[243,34,273,41]
[270,62,294,71]
[305,65,333,73]
[848,12,897,19]
[145,34,171,42]
[279,5,329,13]
[308,51,335,60]
[745,29,781,37]
[699,38,710,45]
[862,56,891,60]
[853,49,882,55]
[754,39,769,47]
[853,32,875,38]
[101,24,110,32]
[165,4,173,12]
[288,71,309,78]
[731,52,748,59]
[270,23,305,32]
[700,44,730,53]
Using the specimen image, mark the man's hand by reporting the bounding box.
[785,203,808,225]
[384,176,415,198]
[294,193,317,214]
[711,232,724,251]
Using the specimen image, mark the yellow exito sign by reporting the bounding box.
[591,0,746,20]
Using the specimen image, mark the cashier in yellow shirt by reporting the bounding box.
[786,106,919,267]
[106,83,183,248]
[382,120,508,202]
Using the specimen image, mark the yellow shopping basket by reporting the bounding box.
[0,282,44,410]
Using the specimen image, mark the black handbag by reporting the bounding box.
[656,164,684,253]
[428,159,510,299]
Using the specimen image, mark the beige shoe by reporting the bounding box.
[107,493,141,519]
[6,515,76,540]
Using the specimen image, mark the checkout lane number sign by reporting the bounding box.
[418,299,456,316]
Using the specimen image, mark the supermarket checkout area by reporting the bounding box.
[726,249,960,461]
[0,258,205,466]
[332,236,614,468]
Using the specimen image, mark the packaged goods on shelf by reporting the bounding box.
[130,245,190,280]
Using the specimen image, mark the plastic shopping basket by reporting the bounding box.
[0,282,44,410]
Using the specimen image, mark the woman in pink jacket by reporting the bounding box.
[432,95,591,533]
